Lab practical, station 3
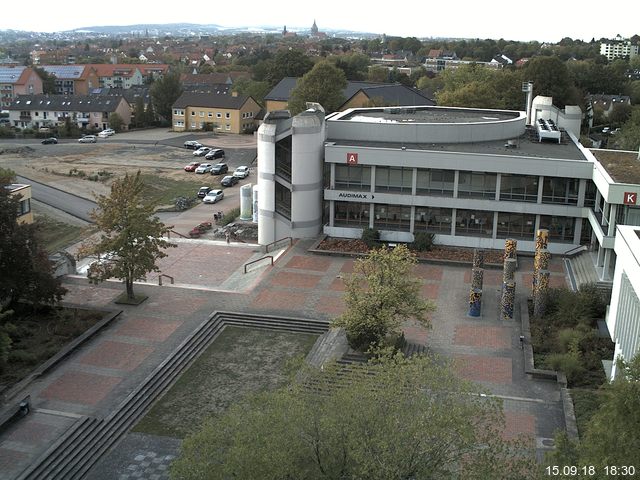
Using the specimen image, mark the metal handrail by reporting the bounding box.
[244,256,274,273]
[563,244,587,257]
[265,236,293,253]
[158,274,174,286]
[166,229,188,239]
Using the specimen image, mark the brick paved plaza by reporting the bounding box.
[0,239,569,478]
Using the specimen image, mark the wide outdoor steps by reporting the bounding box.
[566,252,612,297]
[17,312,329,480]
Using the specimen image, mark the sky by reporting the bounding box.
[2,0,638,43]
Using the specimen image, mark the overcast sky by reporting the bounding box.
[2,0,638,43]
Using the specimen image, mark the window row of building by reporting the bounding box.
[333,165,592,206]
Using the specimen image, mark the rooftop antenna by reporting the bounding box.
[522,81,534,125]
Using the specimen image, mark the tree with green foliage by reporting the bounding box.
[288,61,347,115]
[33,67,57,94]
[0,168,67,308]
[108,112,124,132]
[133,96,145,128]
[144,100,156,126]
[524,56,580,107]
[231,78,271,105]
[332,244,434,351]
[81,172,175,301]
[254,49,314,86]
[171,353,539,480]
[331,53,371,81]
[150,71,183,123]
[547,355,640,476]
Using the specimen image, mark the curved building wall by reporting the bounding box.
[328,107,526,144]
[257,122,277,245]
[290,111,325,238]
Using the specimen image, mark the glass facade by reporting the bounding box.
[373,204,412,231]
[334,201,369,227]
[335,165,371,191]
[275,136,292,182]
[457,171,497,199]
[496,212,536,240]
[455,209,494,237]
[274,182,291,220]
[540,215,575,243]
[375,166,413,194]
[414,207,452,234]
[500,174,539,202]
[542,177,579,205]
[416,169,455,197]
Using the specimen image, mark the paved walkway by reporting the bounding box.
[0,240,569,479]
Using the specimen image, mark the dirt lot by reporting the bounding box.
[0,131,257,201]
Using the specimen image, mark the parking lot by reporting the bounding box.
[0,129,258,228]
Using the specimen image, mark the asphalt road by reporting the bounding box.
[17,175,98,223]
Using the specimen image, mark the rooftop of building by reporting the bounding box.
[326,132,588,162]
[334,106,519,124]
[590,149,640,184]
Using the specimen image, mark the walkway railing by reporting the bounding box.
[563,244,587,257]
[158,274,174,286]
[244,256,274,273]
[265,236,292,253]
[166,229,188,239]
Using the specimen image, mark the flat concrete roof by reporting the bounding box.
[590,149,640,184]
[327,133,588,162]
[337,106,520,124]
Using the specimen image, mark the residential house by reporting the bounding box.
[39,65,100,95]
[491,54,513,66]
[7,94,131,130]
[6,183,33,225]
[0,66,43,109]
[600,36,639,61]
[263,78,435,113]
[172,91,261,133]
[339,84,435,110]
[590,94,632,117]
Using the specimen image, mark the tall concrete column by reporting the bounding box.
[608,204,618,236]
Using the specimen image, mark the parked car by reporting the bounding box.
[193,146,212,157]
[233,166,250,178]
[211,163,228,175]
[184,161,201,172]
[41,137,58,144]
[204,148,225,160]
[183,140,203,149]
[195,163,213,174]
[197,186,213,198]
[221,175,239,187]
[202,189,224,204]
[98,128,115,138]
[78,135,97,143]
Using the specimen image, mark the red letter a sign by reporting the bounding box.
[346,152,358,165]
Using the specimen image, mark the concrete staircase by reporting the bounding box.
[565,252,612,297]
[17,312,329,480]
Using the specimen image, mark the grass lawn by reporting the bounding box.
[132,326,318,439]
[34,214,91,253]
[0,306,105,390]
[138,174,209,208]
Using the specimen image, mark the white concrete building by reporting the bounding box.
[606,225,640,379]
[256,102,640,278]
[600,38,639,61]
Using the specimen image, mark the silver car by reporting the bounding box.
[78,135,97,143]
[202,189,224,204]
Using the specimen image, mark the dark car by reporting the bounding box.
[184,140,203,149]
[211,163,228,175]
[197,186,213,198]
[41,137,58,144]
[204,148,225,160]
[220,175,239,187]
